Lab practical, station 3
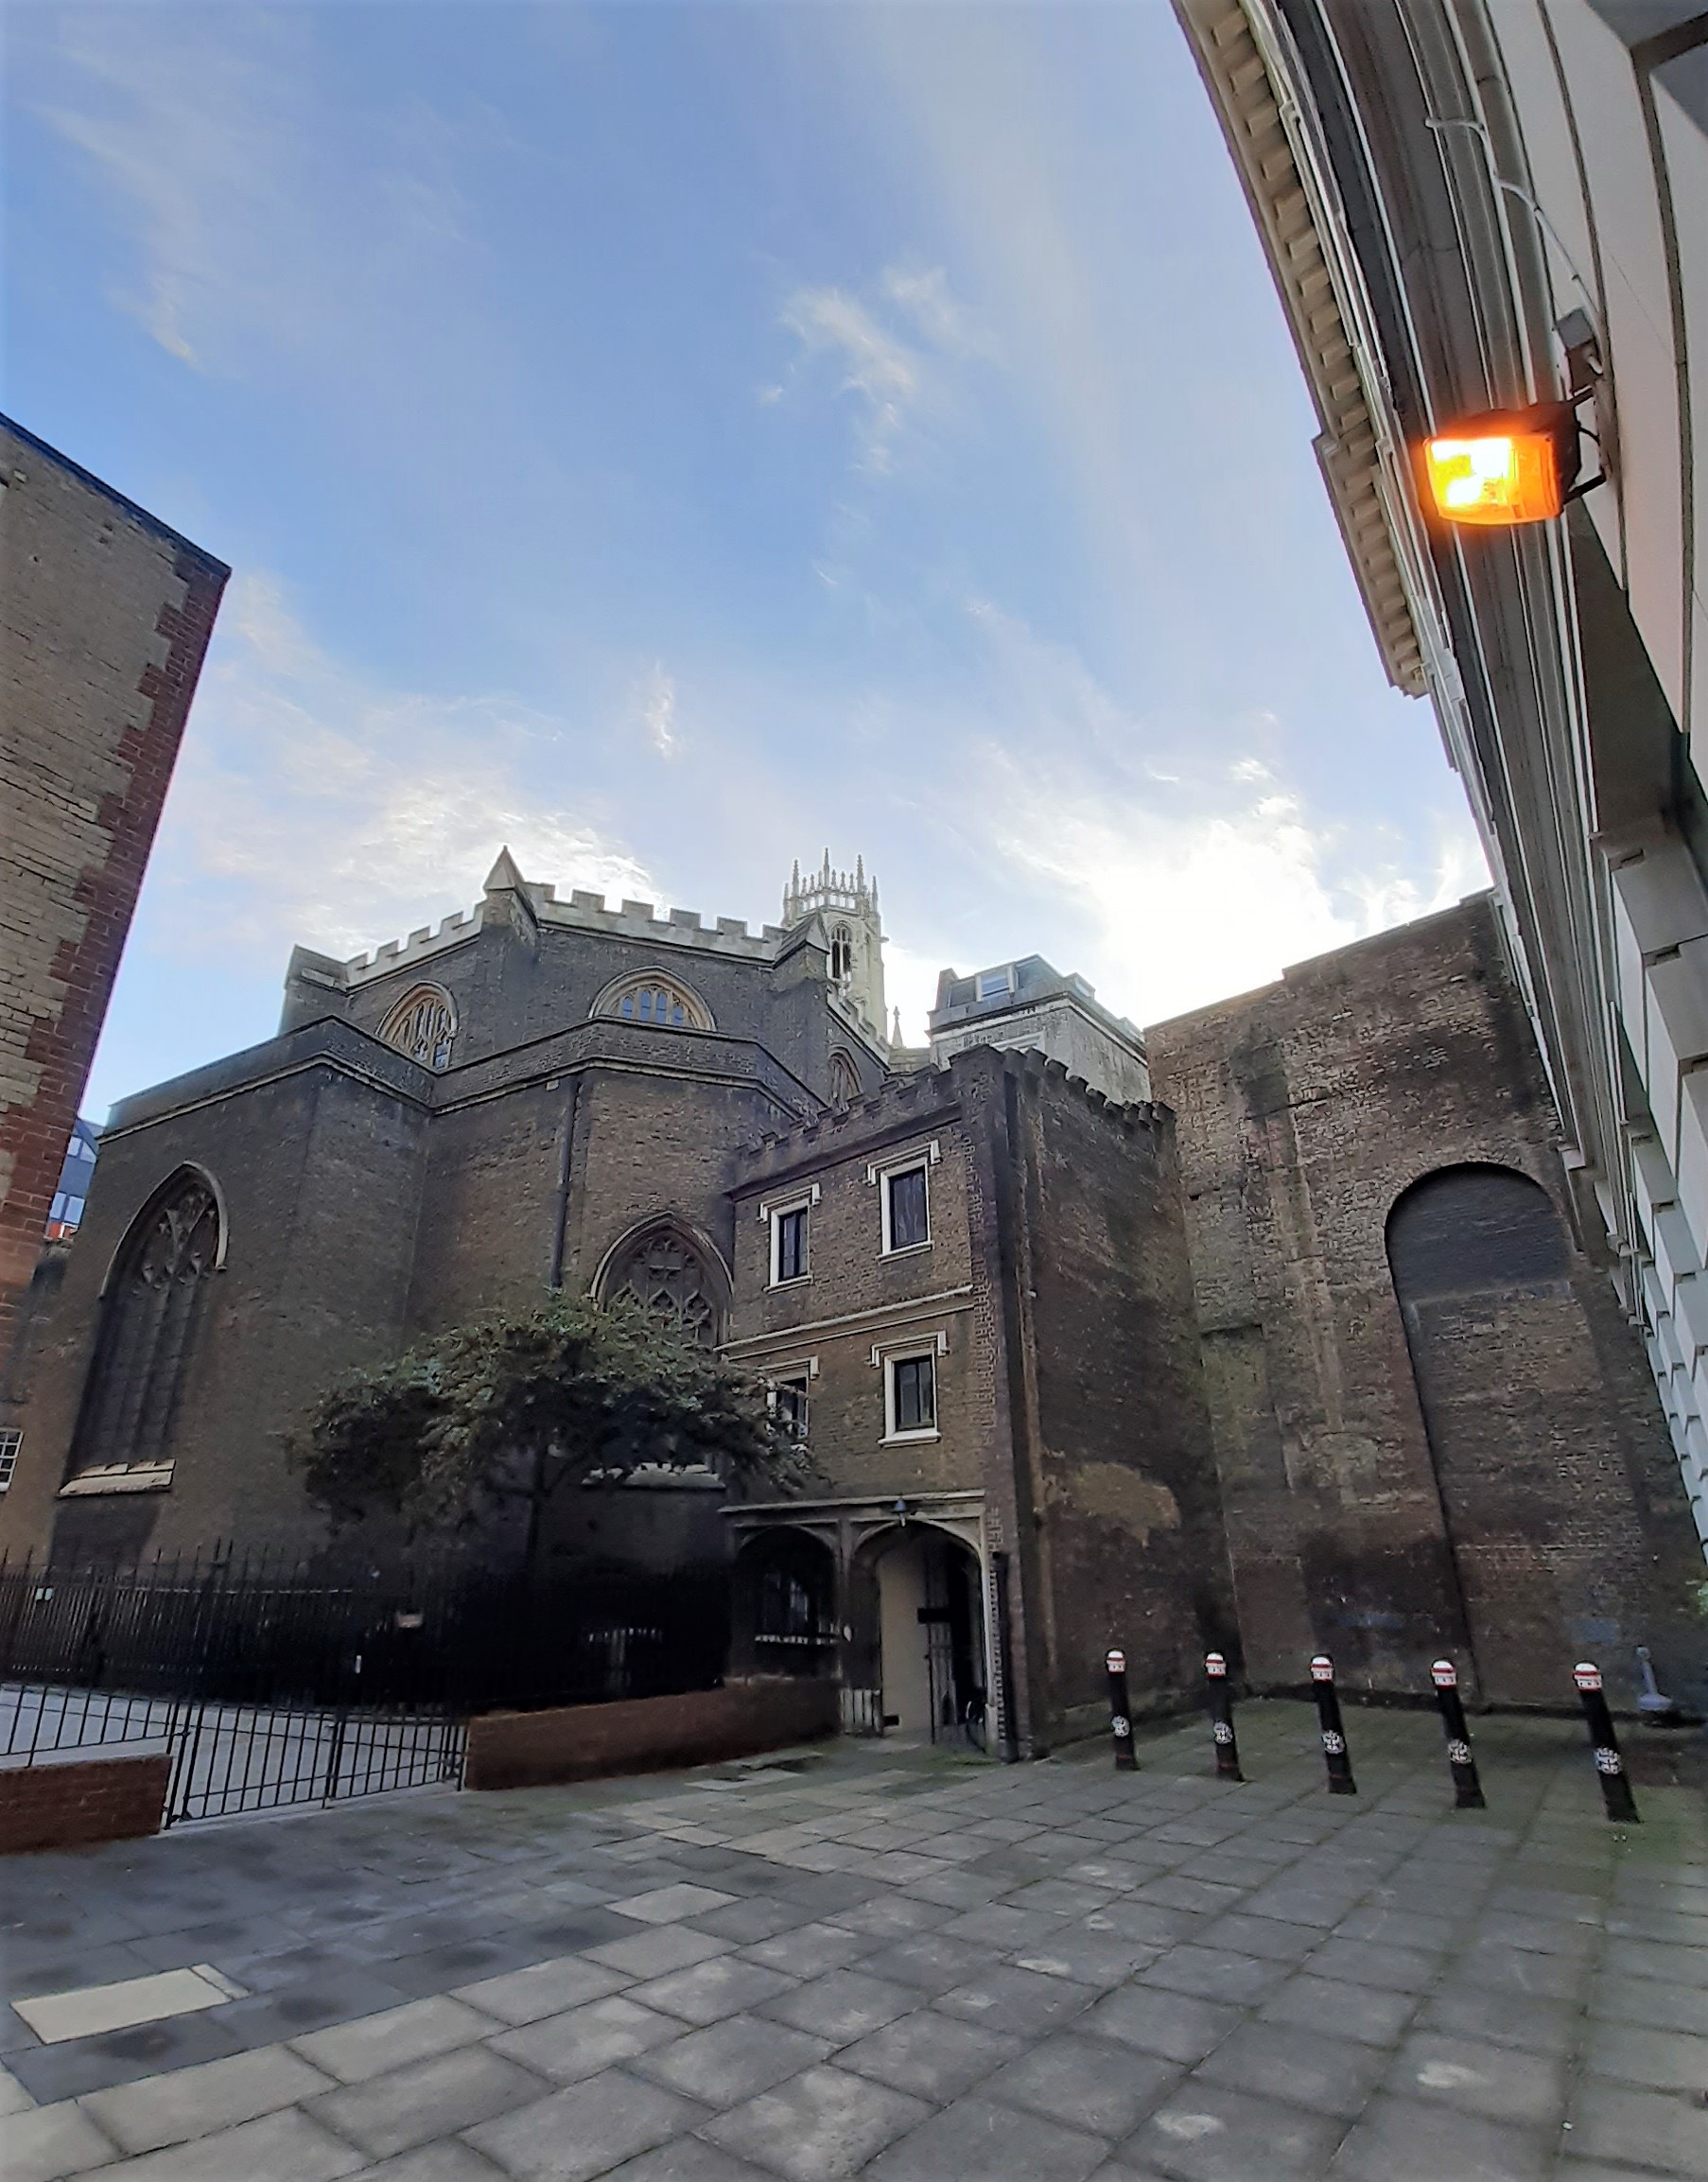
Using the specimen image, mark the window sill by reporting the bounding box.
[880,1241,932,1261]
[769,1274,812,1292]
[882,1428,941,1445]
[58,1465,175,1498]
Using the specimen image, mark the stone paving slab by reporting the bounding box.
[1,1702,1704,2179]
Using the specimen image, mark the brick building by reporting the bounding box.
[3,839,1703,1739]
[0,415,226,1422]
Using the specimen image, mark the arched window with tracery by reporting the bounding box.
[829,1051,861,1106]
[379,984,457,1070]
[69,1172,222,1478]
[599,974,713,1031]
[830,926,854,983]
[601,1225,724,1346]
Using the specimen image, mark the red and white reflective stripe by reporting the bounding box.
[1206,1653,1228,1678]
[1574,1662,1602,1691]
[1310,1655,1334,1682]
[1106,1650,1126,1673]
[1431,1660,1457,1688]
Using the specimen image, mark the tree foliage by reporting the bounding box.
[294,1291,807,1550]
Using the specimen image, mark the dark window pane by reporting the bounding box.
[889,1166,929,1248]
[775,1380,809,1440]
[894,1354,934,1432]
[776,1207,808,1282]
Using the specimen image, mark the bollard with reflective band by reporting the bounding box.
[1430,1660,1486,1809]
[1574,1663,1639,1824]
[1310,1653,1357,1794]
[1107,1648,1137,1772]
[1205,1652,1245,1781]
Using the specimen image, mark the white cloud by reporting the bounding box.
[152,573,652,966]
[777,261,982,476]
[881,264,987,357]
[638,664,681,759]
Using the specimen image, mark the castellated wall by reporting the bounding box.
[0,418,226,1367]
[1147,894,1707,1713]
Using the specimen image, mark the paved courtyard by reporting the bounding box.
[1,1699,1704,2182]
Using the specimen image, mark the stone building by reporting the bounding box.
[3,842,1703,1739]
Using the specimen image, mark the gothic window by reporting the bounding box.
[379,985,456,1070]
[601,975,712,1031]
[603,1226,723,1346]
[69,1173,221,1477]
[828,1052,861,1106]
[831,926,854,983]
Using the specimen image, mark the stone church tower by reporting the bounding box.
[783,853,888,1054]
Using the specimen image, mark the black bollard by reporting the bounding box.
[1205,1652,1245,1781]
[1310,1653,1357,1794]
[1107,1648,1137,1771]
[1574,1662,1640,1824]
[1430,1659,1487,1809]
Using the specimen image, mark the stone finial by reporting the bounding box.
[484,846,528,896]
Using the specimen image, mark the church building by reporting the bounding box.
[4,850,1703,1748]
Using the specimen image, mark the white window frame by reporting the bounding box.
[867,1141,939,1257]
[760,1186,818,1287]
[0,1429,20,1492]
[976,966,1014,1001]
[764,1357,818,1443]
[873,1333,946,1443]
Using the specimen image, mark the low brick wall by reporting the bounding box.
[0,1752,170,1854]
[465,1677,838,1791]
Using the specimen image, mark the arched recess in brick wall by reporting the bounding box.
[595,1220,729,1347]
[66,1168,223,1484]
[378,983,457,1070]
[1386,1163,1628,1703]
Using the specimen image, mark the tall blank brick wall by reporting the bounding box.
[0,418,226,1361]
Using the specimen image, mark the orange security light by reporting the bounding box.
[1422,400,1581,527]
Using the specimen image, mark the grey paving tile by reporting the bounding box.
[1142,1946,1292,2007]
[1306,1937,1441,1995]
[1586,2020,1708,2094]
[1328,2092,1551,2182]
[1131,1877,1246,1916]
[941,1904,1070,1949]
[738,1924,880,1979]
[690,1902,818,1946]
[600,2142,777,2182]
[614,1888,740,1927]
[824,1895,950,1940]
[289,1995,494,2085]
[859,1934,1002,1995]
[312,2043,542,2157]
[1259,1972,1418,2048]
[332,2142,507,2182]
[1418,1981,1583,2055]
[703,2062,930,2181]
[1449,1940,1590,2002]
[94,2105,366,2181]
[451,1956,631,2027]
[1196,1913,1320,1964]
[1386,2030,1567,2128]
[5,2011,246,2106]
[1194,2019,1388,2119]
[629,2015,832,2105]
[1591,1974,1708,2037]
[990,2029,1181,2137]
[1013,1929,1161,1989]
[758,1969,921,2043]
[80,2043,332,2154]
[205,1967,412,2049]
[1080,1984,1241,2066]
[488,1996,684,2084]
[464,2069,707,2181]
[1605,1939,1708,1992]
[0,2099,118,2182]
[629,1958,798,2027]
[1476,1912,1599,1961]
[1124,2081,1346,2180]
[933,1963,1097,2037]
[865,2094,1109,2181]
[837,2010,1020,2102]
[1566,2079,1708,2177]
[586,1929,735,1981]
[1084,1901,1210,1948]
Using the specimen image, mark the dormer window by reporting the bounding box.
[600,974,713,1031]
[379,985,456,1070]
[977,968,1013,1001]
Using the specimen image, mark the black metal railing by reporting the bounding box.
[0,1545,731,1824]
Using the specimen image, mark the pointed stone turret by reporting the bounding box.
[481,845,539,950]
[484,846,528,897]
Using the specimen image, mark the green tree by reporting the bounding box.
[294,1291,807,1567]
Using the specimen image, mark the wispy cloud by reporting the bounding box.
[152,573,652,966]
[636,663,681,759]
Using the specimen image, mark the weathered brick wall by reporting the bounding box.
[463,1676,838,1789]
[727,1073,984,1500]
[1147,897,1707,1710]
[964,1052,1230,1744]
[0,1753,168,1854]
[0,419,225,1373]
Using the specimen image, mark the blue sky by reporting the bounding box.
[7,0,1487,1119]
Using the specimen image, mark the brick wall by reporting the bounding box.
[0,1753,168,1854]
[463,1676,838,1789]
[1147,897,1708,1711]
[0,419,226,1371]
